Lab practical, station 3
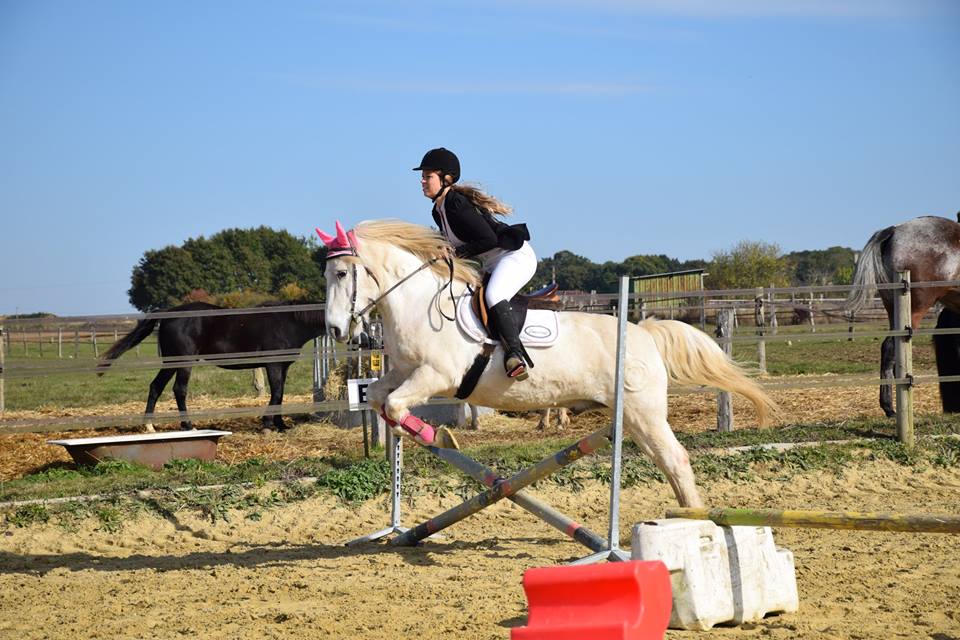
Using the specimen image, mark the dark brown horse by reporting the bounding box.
[98,301,325,431]
[935,307,960,413]
[845,215,960,416]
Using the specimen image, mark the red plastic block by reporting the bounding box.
[512,560,671,640]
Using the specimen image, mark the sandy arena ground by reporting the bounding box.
[1,383,958,638]
[0,462,958,639]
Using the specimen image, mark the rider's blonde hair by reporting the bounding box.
[450,184,513,217]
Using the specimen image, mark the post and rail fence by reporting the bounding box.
[1,278,958,443]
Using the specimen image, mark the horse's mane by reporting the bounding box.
[354,219,480,286]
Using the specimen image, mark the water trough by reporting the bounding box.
[48,430,232,470]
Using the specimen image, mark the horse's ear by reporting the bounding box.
[335,221,350,245]
[316,227,335,245]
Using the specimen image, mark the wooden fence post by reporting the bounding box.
[754,287,766,374]
[808,293,816,333]
[312,337,323,404]
[894,270,914,447]
[58,327,63,358]
[37,327,43,358]
[768,285,778,336]
[252,368,266,398]
[716,309,734,432]
[0,325,5,413]
[73,329,80,359]
[91,326,99,358]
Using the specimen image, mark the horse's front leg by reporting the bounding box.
[381,365,459,449]
[365,367,407,413]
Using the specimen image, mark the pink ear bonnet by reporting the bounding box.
[315,221,358,259]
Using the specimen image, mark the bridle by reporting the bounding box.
[337,254,453,338]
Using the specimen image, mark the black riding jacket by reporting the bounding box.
[431,189,530,259]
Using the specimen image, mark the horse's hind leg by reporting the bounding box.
[144,367,176,433]
[880,336,896,418]
[623,396,703,508]
[172,367,193,430]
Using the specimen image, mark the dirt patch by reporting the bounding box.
[0,461,957,639]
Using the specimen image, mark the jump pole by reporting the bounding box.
[427,438,610,553]
[391,425,612,548]
[667,507,960,534]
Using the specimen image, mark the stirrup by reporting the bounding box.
[505,355,528,381]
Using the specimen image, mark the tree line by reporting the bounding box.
[127,228,857,311]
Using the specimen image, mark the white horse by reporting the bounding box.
[320,220,776,507]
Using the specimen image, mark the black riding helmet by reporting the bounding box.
[414,147,460,184]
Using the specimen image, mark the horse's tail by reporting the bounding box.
[639,318,778,427]
[96,318,158,376]
[845,225,895,315]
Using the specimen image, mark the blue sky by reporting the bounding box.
[2,0,958,316]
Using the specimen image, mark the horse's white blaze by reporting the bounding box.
[324,220,777,508]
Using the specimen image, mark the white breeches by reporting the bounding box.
[483,242,538,307]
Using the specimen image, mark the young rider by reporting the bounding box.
[415,147,537,380]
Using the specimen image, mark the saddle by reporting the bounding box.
[471,279,562,338]
[453,280,561,399]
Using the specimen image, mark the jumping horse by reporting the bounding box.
[845,214,960,417]
[98,301,326,431]
[318,219,776,508]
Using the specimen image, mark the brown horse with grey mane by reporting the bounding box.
[845,214,960,417]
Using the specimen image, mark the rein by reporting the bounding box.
[345,256,443,334]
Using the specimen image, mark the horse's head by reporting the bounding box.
[318,219,481,342]
[317,222,378,342]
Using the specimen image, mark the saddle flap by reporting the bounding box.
[458,293,559,348]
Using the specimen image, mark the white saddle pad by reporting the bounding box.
[456,293,560,347]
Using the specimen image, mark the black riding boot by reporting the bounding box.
[488,300,530,381]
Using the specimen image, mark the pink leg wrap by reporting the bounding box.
[380,410,436,445]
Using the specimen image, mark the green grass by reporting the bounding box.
[3,413,959,530]
[3,339,320,411]
[728,322,937,376]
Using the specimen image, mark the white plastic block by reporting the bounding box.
[723,525,799,623]
[632,519,799,630]
[631,519,735,630]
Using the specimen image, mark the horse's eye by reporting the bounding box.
[336,270,348,280]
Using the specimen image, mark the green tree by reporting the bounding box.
[129,246,205,311]
[784,246,856,286]
[706,240,790,289]
[128,227,324,311]
[533,250,598,291]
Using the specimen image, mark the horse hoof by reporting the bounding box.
[434,427,460,451]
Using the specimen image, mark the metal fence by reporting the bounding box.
[2,278,959,439]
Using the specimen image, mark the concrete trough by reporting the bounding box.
[48,430,232,470]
